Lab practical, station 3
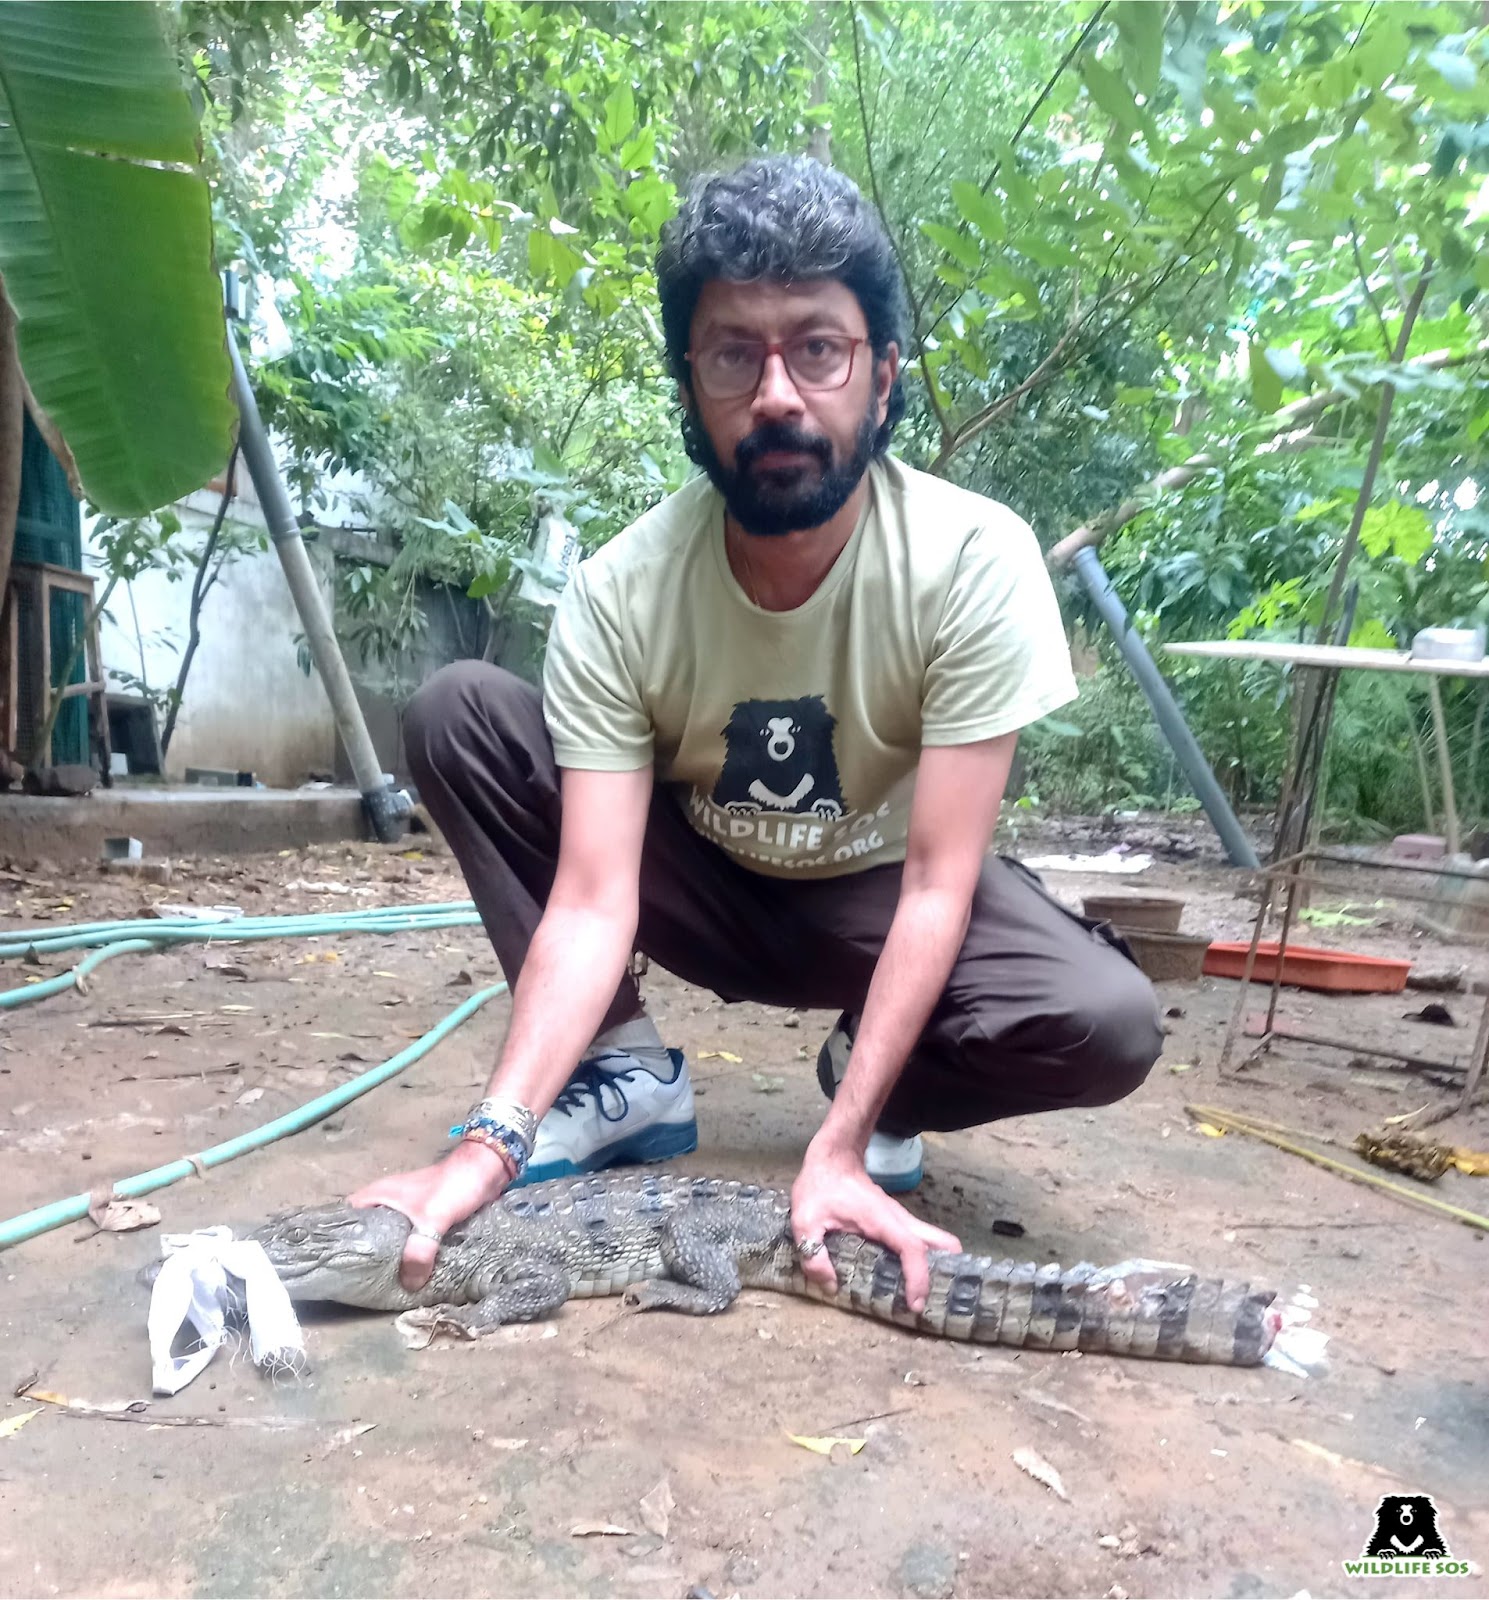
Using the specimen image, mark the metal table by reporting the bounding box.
[1165,640,1489,1122]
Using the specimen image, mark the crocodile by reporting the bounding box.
[252,1172,1282,1364]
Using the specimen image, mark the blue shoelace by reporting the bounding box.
[550,1051,657,1124]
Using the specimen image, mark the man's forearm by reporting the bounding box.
[813,885,972,1157]
[481,901,637,1119]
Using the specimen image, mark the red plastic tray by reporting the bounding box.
[1202,941,1410,993]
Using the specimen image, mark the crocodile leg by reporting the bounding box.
[621,1210,752,1316]
[429,1260,573,1336]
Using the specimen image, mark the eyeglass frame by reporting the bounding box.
[684,334,873,400]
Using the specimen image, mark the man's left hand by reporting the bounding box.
[790,1143,962,1314]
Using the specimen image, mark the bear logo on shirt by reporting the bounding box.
[711,696,845,820]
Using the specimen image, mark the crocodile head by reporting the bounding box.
[251,1202,417,1309]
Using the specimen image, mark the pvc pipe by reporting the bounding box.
[1,909,481,962]
[227,334,405,843]
[0,902,480,960]
[0,938,161,1009]
[0,917,485,1010]
[0,982,507,1250]
[1071,546,1261,870]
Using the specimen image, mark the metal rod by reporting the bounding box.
[1264,867,1302,1036]
[1245,1022,1466,1078]
[1267,848,1486,882]
[1070,547,1260,869]
[226,333,405,843]
[1457,993,1489,1113]
[1219,875,1274,1074]
[1425,678,1461,858]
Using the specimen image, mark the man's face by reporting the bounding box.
[682,278,898,538]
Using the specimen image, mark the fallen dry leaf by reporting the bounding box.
[699,1050,742,1063]
[639,1477,675,1540]
[219,1004,254,1014]
[1193,1121,1226,1138]
[1451,1147,1489,1176]
[372,970,399,979]
[1012,1446,1069,1500]
[97,1200,161,1233]
[0,1408,42,1439]
[321,1422,378,1457]
[235,1087,265,1106]
[485,1437,528,1451]
[85,1192,161,1233]
[786,1432,865,1457]
[570,1522,636,1538]
[1022,1389,1093,1425]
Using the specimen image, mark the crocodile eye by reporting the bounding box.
[286,1226,309,1245]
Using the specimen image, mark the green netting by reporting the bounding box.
[46,584,88,766]
[14,410,82,571]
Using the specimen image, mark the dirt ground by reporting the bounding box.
[1,824,1487,1600]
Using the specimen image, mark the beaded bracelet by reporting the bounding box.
[450,1098,537,1182]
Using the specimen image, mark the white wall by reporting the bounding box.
[84,464,368,787]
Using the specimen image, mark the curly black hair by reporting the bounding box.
[656,155,908,456]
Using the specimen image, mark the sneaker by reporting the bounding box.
[511,1047,698,1187]
[815,1015,924,1194]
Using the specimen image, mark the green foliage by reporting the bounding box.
[176,0,1489,827]
[0,1,236,514]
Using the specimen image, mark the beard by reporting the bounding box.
[687,400,880,539]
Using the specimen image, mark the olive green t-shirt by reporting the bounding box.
[542,455,1077,879]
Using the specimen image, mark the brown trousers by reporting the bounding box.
[405,663,1163,1137]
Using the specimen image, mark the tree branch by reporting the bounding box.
[929,280,1084,474]
[1047,325,1483,571]
[1349,223,1393,358]
[1315,254,1433,639]
[556,368,606,457]
[921,0,1110,347]
[161,443,241,756]
[850,4,951,450]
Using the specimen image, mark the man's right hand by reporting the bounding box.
[347,1141,512,1292]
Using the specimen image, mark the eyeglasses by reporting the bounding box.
[686,334,870,400]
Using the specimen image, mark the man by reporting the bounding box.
[351,156,1162,1313]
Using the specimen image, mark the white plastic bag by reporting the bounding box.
[147,1227,307,1396]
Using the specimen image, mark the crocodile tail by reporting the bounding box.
[817,1238,1276,1365]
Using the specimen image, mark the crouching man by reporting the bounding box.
[351,155,1162,1311]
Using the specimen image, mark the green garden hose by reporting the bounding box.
[0,903,483,1010]
[0,981,506,1250]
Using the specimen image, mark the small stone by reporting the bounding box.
[897,1541,956,1599]
[724,1553,759,1588]
[23,763,96,797]
[1098,1535,1121,1550]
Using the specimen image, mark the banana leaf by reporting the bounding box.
[0,1,235,514]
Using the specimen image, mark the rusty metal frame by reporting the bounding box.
[1218,848,1489,1123]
